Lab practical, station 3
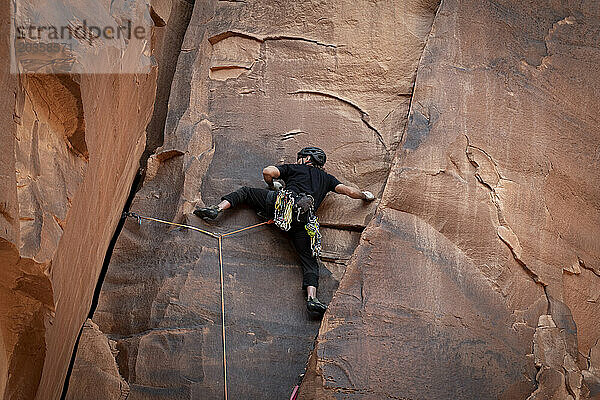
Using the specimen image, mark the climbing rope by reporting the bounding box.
[218,235,227,400]
[123,211,273,400]
[273,190,295,231]
[125,212,220,238]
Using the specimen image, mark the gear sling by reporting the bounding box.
[273,189,322,257]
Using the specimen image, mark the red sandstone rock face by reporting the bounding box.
[83,0,440,399]
[3,0,600,399]
[0,1,158,399]
[302,0,600,398]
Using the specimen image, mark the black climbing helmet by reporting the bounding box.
[297,147,326,166]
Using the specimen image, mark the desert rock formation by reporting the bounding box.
[2,0,599,399]
[1,0,158,398]
[302,0,600,398]
[80,0,440,398]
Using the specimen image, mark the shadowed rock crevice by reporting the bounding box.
[62,2,198,394]
[2,0,161,396]
[299,1,443,397]
[143,0,197,171]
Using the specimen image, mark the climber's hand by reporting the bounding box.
[269,181,283,191]
[361,191,375,201]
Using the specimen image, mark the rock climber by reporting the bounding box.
[193,147,375,317]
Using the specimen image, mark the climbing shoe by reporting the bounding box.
[193,206,221,220]
[307,297,327,316]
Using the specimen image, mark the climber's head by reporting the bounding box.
[297,147,326,167]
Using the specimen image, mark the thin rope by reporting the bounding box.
[123,211,274,399]
[220,220,274,237]
[125,212,219,238]
[218,235,228,400]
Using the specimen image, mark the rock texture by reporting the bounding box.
[84,0,440,399]
[65,320,130,400]
[3,0,599,399]
[529,314,582,400]
[301,0,600,398]
[0,1,158,399]
[583,341,600,399]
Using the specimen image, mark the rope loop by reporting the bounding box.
[122,211,274,400]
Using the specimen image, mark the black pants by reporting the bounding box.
[222,186,320,289]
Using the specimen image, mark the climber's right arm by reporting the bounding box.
[335,184,375,201]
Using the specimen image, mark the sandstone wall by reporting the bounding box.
[0,1,158,398]
[84,0,440,399]
[301,0,600,398]
[4,0,599,399]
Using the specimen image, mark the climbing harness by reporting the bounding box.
[273,190,322,257]
[122,211,273,400]
[294,192,315,223]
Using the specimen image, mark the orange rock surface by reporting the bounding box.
[2,0,599,399]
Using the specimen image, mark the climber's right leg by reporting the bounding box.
[288,224,327,317]
[193,200,229,220]
[194,186,272,220]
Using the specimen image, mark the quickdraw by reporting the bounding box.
[274,190,295,231]
[273,190,322,257]
[304,215,322,257]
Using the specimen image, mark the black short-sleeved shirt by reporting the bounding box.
[276,164,341,211]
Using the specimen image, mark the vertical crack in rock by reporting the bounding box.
[397,0,444,149]
[62,1,196,397]
[142,0,196,170]
[61,170,143,400]
[299,0,443,396]
[464,134,546,287]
